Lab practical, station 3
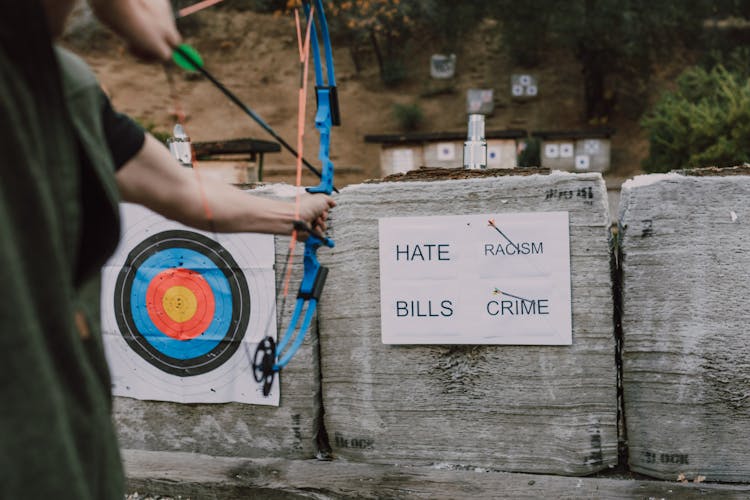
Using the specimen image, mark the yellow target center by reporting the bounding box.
[162,286,199,323]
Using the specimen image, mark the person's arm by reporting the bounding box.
[115,134,335,235]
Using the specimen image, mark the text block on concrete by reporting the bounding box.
[378,212,571,344]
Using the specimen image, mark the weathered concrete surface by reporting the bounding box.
[619,171,750,482]
[114,185,324,459]
[318,171,617,475]
[123,449,750,499]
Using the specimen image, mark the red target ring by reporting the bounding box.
[145,268,215,341]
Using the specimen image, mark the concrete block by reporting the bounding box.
[619,170,750,482]
[319,170,617,475]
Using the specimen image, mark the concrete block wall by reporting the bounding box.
[112,168,750,485]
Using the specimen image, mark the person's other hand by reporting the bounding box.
[89,0,181,61]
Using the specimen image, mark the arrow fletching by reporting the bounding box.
[172,44,203,71]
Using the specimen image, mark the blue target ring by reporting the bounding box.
[130,248,231,360]
[114,230,251,376]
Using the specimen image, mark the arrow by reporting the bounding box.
[172,43,339,192]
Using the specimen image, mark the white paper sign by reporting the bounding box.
[378,212,572,345]
[392,148,414,173]
[101,203,279,405]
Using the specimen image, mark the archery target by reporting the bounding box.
[559,143,574,158]
[437,142,456,161]
[102,203,278,405]
[487,145,504,167]
[575,154,591,170]
[114,230,250,376]
[544,143,560,159]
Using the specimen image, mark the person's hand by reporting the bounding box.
[89,0,181,61]
[297,193,336,236]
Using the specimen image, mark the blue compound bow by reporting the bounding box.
[252,0,340,396]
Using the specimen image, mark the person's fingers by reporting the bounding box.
[148,0,182,48]
[166,28,183,48]
[295,194,336,238]
[128,42,169,62]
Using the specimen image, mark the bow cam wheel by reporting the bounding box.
[253,336,277,396]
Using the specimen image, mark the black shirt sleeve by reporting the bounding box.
[100,91,146,170]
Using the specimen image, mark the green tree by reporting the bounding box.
[418,1,485,53]
[492,0,712,121]
[392,102,424,131]
[641,65,750,172]
[492,0,553,68]
[326,0,421,85]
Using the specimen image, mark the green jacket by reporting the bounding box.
[0,3,124,498]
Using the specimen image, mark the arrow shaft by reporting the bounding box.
[489,223,515,247]
[173,46,338,192]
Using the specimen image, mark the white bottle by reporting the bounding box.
[463,114,487,169]
[167,124,193,168]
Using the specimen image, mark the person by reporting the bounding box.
[0,1,334,498]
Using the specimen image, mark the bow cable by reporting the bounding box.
[263,7,315,351]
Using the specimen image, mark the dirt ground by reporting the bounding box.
[66,9,664,189]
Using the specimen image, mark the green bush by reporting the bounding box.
[392,103,423,132]
[137,119,172,145]
[381,59,408,87]
[517,137,541,168]
[641,64,750,172]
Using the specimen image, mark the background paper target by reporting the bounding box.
[102,203,278,406]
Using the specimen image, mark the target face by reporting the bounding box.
[114,230,251,377]
[102,203,278,405]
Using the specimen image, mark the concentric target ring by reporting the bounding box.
[114,230,251,376]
